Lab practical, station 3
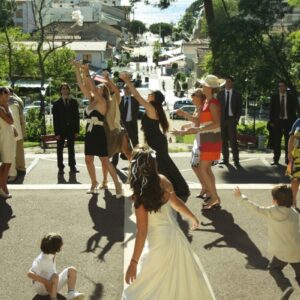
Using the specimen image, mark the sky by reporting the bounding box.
[120,0,192,25]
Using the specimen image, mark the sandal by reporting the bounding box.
[196,190,207,199]
[202,198,221,210]
[98,180,108,190]
[87,182,99,194]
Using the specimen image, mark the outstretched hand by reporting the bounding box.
[102,70,110,80]
[71,59,82,68]
[119,72,130,82]
[170,128,183,136]
[233,186,242,199]
[190,216,200,230]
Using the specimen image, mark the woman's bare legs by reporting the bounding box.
[0,163,11,194]
[121,135,132,161]
[99,157,122,196]
[99,162,108,189]
[198,160,219,206]
[192,165,208,197]
[291,178,299,207]
[85,155,98,189]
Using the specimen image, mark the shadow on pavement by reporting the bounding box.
[0,199,15,239]
[90,282,104,300]
[84,191,124,262]
[32,293,65,300]
[57,172,80,184]
[200,208,269,270]
[218,164,289,184]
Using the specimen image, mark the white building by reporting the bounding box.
[14,0,123,33]
[19,41,109,69]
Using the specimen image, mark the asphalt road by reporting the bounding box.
[1,151,299,300]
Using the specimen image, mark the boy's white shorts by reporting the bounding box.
[33,267,69,296]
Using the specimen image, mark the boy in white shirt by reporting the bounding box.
[27,233,84,300]
[234,184,300,300]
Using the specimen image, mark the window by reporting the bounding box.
[83,54,92,64]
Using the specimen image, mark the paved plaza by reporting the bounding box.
[1,151,300,299]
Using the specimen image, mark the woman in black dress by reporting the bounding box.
[74,62,122,196]
[119,72,189,197]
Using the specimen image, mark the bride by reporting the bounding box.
[122,147,216,300]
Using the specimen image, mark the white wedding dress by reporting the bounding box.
[122,201,216,300]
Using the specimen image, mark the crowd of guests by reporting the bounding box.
[1,67,300,299]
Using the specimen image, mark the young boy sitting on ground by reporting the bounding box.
[233,184,300,300]
[27,233,84,300]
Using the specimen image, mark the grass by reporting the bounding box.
[175,134,195,144]
[24,141,39,148]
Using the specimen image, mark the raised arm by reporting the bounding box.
[73,60,90,99]
[233,186,269,217]
[103,71,120,104]
[125,204,148,284]
[81,64,99,96]
[119,72,153,111]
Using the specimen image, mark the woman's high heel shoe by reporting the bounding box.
[202,198,221,210]
[98,180,108,190]
[196,190,207,199]
[115,182,123,199]
[87,182,99,194]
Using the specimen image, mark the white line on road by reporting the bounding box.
[7,183,278,190]
[26,157,39,175]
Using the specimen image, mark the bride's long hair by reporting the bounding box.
[129,146,164,213]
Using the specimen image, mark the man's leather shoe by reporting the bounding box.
[270,161,279,166]
[234,162,241,168]
[70,168,79,173]
[219,160,229,165]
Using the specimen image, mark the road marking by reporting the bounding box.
[7,183,278,190]
[26,157,39,175]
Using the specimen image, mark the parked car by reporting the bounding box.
[80,99,89,109]
[31,100,51,114]
[169,105,196,119]
[23,105,40,119]
[173,99,193,110]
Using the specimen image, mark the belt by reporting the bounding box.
[86,117,103,132]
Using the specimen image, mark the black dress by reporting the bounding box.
[141,114,190,197]
[84,109,108,157]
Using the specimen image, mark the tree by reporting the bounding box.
[152,40,161,66]
[149,22,173,45]
[128,20,147,40]
[0,0,16,85]
[30,0,77,134]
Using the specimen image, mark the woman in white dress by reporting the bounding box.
[0,87,16,198]
[122,147,216,300]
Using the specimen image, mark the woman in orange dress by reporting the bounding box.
[172,75,224,210]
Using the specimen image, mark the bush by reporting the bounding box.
[25,109,43,142]
[237,121,268,136]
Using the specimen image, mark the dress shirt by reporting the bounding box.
[279,93,287,120]
[225,89,233,116]
[125,96,132,122]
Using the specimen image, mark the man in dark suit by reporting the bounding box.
[218,76,242,167]
[53,83,80,174]
[112,84,139,166]
[269,80,299,165]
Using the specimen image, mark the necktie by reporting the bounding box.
[64,98,69,106]
[280,95,285,119]
[225,91,230,117]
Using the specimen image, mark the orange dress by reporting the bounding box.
[199,98,222,161]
